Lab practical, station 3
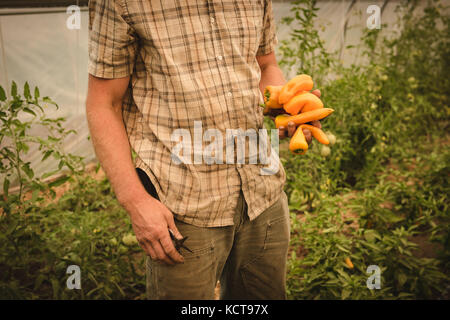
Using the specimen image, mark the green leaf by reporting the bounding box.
[0,86,6,101]
[17,142,28,153]
[48,136,60,143]
[41,150,53,161]
[43,96,58,108]
[22,163,34,178]
[48,175,70,188]
[336,268,350,280]
[322,227,336,233]
[3,147,15,159]
[377,209,404,223]
[364,230,380,242]
[42,169,59,179]
[34,86,40,100]
[24,82,31,100]
[336,244,350,253]
[362,241,382,252]
[22,107,36,117]
[11,81,17,97]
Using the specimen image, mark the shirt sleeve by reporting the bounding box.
[256,0,278,56]
[88,0,138,78]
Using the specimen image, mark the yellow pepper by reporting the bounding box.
[288,124,330,154]
[289,125,309,154]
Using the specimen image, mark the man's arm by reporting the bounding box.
[85,74,184,265]
[257,51,287,93]
[257,52,321,142]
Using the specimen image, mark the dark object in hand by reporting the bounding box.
[168,229,193,254]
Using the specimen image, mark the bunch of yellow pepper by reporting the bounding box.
[262,74,334,154]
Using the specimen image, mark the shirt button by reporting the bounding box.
[210,17,215,24]
[217,55,223,61]
[227,91,232,97]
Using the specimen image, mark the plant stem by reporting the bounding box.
[8,112,24,203]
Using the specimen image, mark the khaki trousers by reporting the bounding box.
[146,191,290,300]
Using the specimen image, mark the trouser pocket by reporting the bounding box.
[240,202,290,300]
[221,192,290,300]
[146,219,217,300]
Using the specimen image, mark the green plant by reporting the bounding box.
[0,83,145,299]
[278,0,332,83]
[0,82,84,212]
[278,0,449,299]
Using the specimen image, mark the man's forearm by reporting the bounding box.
[86,102,147,207]
[259,64,286,95]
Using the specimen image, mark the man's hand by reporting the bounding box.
[124,194,185,265]
[265,89,322,144]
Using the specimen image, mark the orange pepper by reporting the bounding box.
[345,257,354,269]
[283,92,324,115]
[278,74,314,104]
[275,108,334,128]
[263,85,283,109]
[299,124,330,145]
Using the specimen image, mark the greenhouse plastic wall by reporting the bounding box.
[0,0,420,185]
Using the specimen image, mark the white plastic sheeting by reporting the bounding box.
[0,1,417,183]
[1,7,92,183]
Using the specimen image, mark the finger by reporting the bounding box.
[160,233,184,264]
[310,120,322,129]
[311,89,321,98]
[278,126,286,139]
[151,239,175,265]
[142,238,163,262]
[303,128,312,145]
[141,240,157,260]
[287,121,296,138]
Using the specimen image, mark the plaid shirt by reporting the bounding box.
[88,0,286,227]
